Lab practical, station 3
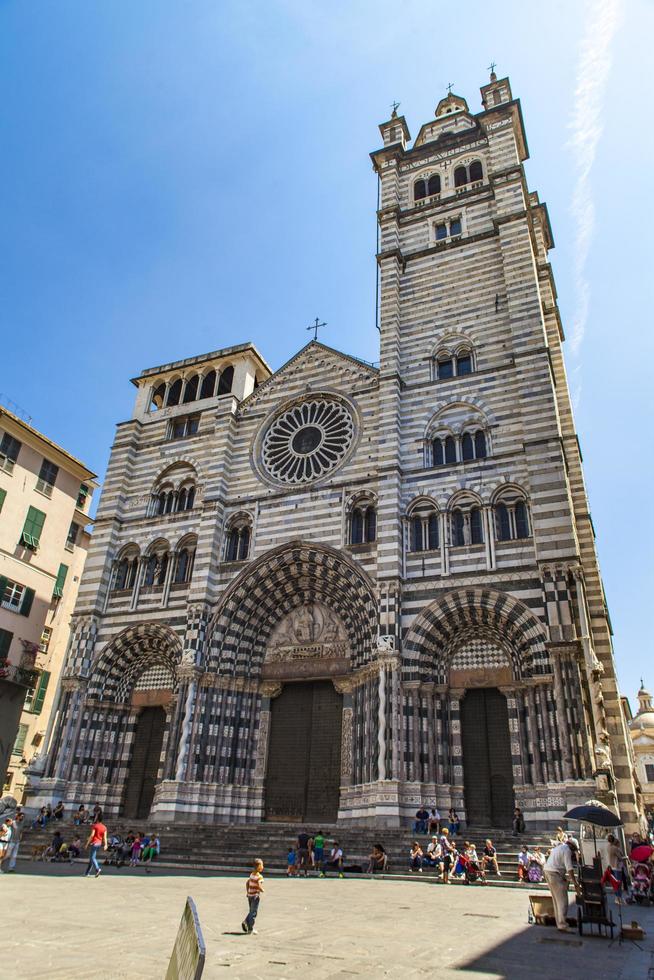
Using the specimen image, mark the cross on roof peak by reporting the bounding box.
[446,82,454,95]
[390,100,400,117]
[307,317,326,341]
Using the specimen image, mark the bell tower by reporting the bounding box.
[370,72,640,830]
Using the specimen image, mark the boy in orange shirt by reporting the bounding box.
[242,858,264,934]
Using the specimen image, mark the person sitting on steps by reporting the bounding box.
[409,841,424,872]
[367,843,388,874]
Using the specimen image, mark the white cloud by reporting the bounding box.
[568,0,622,354]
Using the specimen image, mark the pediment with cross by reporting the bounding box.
[238,341,378,417]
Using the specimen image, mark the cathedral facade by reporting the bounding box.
[31,73,640,830]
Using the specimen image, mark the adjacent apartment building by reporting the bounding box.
[0,405,95,799]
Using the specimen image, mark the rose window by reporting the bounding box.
[261,398,355,484]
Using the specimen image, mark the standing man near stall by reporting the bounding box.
[543,836,582,932]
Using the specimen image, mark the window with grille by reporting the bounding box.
[644,764,654,782]
[167,415,200,441]
[24,670,50,715]
[65,522,80,551]
[36,458,59,496]
[433,217,463,243]
[39,626,52,654]
[12,723,28,757]
[53,563,69,599]
[0,627,13,660]
[0,432,21,473]
[21,506,46,550]
[1,578,26,612]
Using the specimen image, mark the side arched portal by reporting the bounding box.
[78,623,183,819]
[400,588,588,827]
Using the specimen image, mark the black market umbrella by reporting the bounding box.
[564,804,622,828]
[564,801,622,858]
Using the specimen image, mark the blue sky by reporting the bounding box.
[1,1,651,701]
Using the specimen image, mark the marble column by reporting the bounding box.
[526,685,543,783]
[377,667,387,781]
[551,650,574,779]
[448,690,464,787]
[174,668,200,782]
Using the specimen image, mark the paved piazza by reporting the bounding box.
[3,863,653,978]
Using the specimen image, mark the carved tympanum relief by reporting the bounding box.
[266,603,350,662]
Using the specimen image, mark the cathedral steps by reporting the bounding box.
[21,820,554,887]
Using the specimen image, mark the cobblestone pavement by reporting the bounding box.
[3,861,653,978]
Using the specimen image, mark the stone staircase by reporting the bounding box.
[21,820,553,888]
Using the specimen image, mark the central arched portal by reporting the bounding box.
[262,601,349,822]
[265,681,342,822]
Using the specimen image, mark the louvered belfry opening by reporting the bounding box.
[265,681,342,823]
[461,688,514,827]
[122,706,166,820]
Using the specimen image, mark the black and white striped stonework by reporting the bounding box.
[35,74,639,832]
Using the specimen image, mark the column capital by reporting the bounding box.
[259,680,283,699]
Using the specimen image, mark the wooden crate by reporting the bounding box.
[529,894,556,925]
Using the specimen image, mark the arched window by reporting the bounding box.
[177,487,188,511]
[456,349,472,375]
[156,492,167,516]
[408,501,440,553]
[143,555,158,586]
[452,509,465,546]
[454,165,467,187]
[437,356,454,379]
[199,370,216,400]
[166,379,182,407]
[461,432,474,461]
[182,375,199,404]
[454,160,484,189]
[444,436,456,464]
[450,500,484,547]
[433,343,475,381]
[112,548,140,591]
[470,507,483,544]
[365,508,376,543]
[496,503,511,541]
[427,174,441,196]
[474,430,487,459]
[469,160,483,182]
[493,490,531,542]
[164,492,175,514]
[224,515,253,562]
[414,178,427,200]
[350,509,364,545]
[348,499,376,545]
[174,549,192,584]
[217,366,234,395]
[515,500,529,539]
[185,486,195,510]
[115,559,129,590]
[150,384,166,412]
[432,438,444,466]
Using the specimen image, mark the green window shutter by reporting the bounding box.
[0,575,8,603]
[21,506,46,550]
[30,670,50,715]
[0,488,6,513]
[19,587,35,617]
[12,722,28,756]
[53,563,69,598]
[0,628,13,659]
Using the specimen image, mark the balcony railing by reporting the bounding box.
[0,662,40,688]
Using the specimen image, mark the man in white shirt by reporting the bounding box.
[543,837,581,931]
